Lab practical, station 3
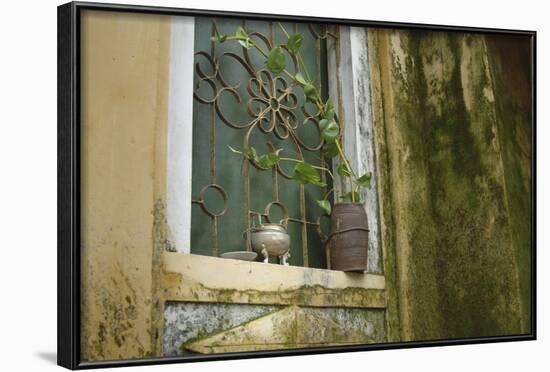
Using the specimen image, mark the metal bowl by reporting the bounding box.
[220,251,258,261]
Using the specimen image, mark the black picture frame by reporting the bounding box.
[58,1,537,369]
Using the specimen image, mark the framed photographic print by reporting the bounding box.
[57,1,536,369]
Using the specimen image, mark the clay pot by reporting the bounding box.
[328,203,369,272]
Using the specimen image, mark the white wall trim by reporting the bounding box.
[166,16,195,253]
[166,20,380,264]
[327,26,381,273]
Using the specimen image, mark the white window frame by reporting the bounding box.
[165,18,381,273]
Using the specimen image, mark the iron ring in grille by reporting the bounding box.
[195,184,229,217]
[263,201,289,225]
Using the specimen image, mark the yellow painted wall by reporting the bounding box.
[80,10,170,361]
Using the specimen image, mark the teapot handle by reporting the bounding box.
[253,213,262,227]
[242,213,263,242]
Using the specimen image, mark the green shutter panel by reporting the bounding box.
[190,17,331,268]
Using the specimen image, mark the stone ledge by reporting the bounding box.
[161,252,386,309]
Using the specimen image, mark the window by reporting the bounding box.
[190,18,333,268]
[165,17,382,273]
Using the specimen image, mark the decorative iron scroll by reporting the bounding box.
[191,19,337,268]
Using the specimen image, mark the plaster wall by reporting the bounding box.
[80,10,170,360]
[367,28,531,341]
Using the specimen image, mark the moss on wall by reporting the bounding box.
[486,34,533,334]
[369,29,532,341]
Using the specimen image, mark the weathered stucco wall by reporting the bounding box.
[80,10,170,361]
[164,302,385,355]
[79,11,531,360]
[367,28,532,341]
[79,12,389,362]
[160,253,387,355]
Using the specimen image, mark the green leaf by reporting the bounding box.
[316,200,332,215]
[321,120,339,142]
[291,162,326,187]
[235,26,252,48]
[287,33,304,54]
[336,162,351,179]
[266,47,286,74]
[304,83,319,103]
[257,153,280,169]
[323,142,339,158]
[339,191,360,203]
[211,27,228,43]
[247,147,259,163]
[238,39,253,48]
[324,100,335,120]
[294,72,307,87]
[356,172,372,188]
[236,26,248,38]
[319,118,330,131]
[210,33,228,43]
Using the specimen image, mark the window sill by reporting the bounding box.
[161,251,386,309]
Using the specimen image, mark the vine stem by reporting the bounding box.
[323,188,336,202]
[223,30,359,202]
[272,34,357,201]
[277,22,312,83]
[224,36,298,83]
[334,139,357,202]
[279,157,335,180]
[227,147,334,181]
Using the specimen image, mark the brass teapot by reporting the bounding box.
[243,215,290,265]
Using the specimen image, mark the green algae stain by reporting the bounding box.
[485,35,533,333]
[379,29,529,341]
